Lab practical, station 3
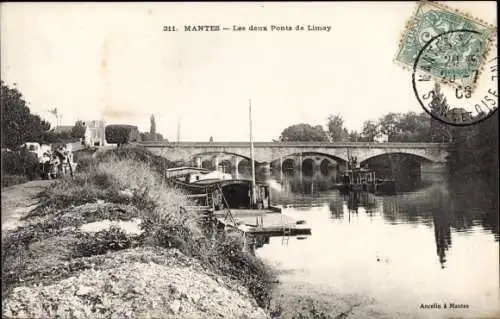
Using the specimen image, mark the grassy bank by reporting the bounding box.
[2,147,275,318]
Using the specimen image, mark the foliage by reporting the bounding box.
[1,149,41,180]
[326,114,347,142]
[361,120,379,142]
[89,147,176,177]
[140,132,164,141]
[378,113,402,142]
[71,120,86,139]
[279,111,434,143]
[448,113,498,186]
[139,115,164,141]
[279,123,328,142]
[74,226,138,257]
[105,125,139,147]
[1,174,29,187]
[345,130,361,142]
[428,83,452,142]
[3,151,276,311]
[1,81,53,149]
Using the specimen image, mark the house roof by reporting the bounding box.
[53,125,73,134]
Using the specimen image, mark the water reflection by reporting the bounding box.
[256,173,499,317]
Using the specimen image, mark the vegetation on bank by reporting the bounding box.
[2,147,275,318]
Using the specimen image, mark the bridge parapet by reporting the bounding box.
[141,141,451,164]
[140,141,451,149]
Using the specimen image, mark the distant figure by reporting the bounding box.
[209,136,214,142]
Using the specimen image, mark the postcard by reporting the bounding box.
[1,2,498,319]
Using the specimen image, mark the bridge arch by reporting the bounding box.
[282,158,295,174]
[201,159,214,170]
[188,151,253,162]
[273,152,348,165]
[360,151,435,165]
[218,159,233,174]
[320,158,336,176]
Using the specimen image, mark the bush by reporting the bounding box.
[1,150,40,180]
[105,125,139,146]
[74,226,140,257]
[93,147,177,176]
[1,174,29,187]
[3,148,277,311]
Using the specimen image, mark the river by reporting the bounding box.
[255,173,499,318]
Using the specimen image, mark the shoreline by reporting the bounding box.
[1,148,275,318]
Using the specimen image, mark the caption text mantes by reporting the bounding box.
[163,25,332,32]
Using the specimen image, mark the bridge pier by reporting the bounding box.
[232,157,241,179]
[213,157,219,172]
[280,156,283,182]
[257,162,271,179]
[195,157,202,168]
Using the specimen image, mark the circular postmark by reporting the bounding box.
[412,29,498,126]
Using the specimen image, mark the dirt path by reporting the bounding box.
[1,180,54,231]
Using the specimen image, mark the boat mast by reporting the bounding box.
[249,99,257,206]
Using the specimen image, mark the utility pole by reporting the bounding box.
[176,116,181,144]
[249,99,257,207]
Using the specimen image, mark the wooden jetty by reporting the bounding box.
[213,209,311,236]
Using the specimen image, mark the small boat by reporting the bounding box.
[336,167,396,195]
[184,170,232,183]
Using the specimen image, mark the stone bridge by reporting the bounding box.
[142,141,451,174]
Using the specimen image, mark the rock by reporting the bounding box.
[190,293,201,303]
[75,286,93,296]
[169,299,181,314]
[119,189,134,199]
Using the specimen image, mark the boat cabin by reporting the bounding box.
[184,170,232,183]
[341,168,376,185]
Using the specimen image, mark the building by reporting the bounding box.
[83,120,106,147]
[374,133,389,143]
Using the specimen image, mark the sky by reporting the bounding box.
[1,2,496,141]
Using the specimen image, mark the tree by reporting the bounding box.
[150,114,157,141]
[140,131,163,142]
[71,120,86,139]
[427,83,452,142]
[361,120,379,142]
[378,113,402,142]
[140,132,152,141]
[279,123,329,142]
[326,114,347,142]
[1,81,52,149]
[105,125,139,148]
[346,130,361,142]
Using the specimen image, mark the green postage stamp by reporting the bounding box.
[395,0,496,90]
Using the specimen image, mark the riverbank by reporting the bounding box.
[1,148,274,318]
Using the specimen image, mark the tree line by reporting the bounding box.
[1,81,83,149]
[1,81,164,150]
[277,84,466,143]
[276,82,498,192]
[278,111,448,143]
